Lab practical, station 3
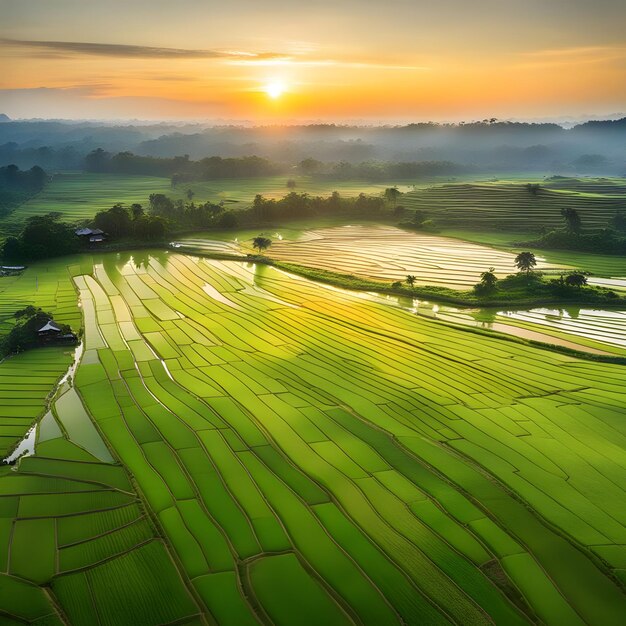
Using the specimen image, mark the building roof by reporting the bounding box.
[91,228,105,235]
[38,321,61,333]
[75,227,93,236]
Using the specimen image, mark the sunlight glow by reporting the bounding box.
[264,80,286,99]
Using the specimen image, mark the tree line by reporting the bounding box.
[84,150,283,181]
[0,164,47,192]
[0,186,398,263]
[249,191,386,221]
[82,148,467,185]
[0,164,48,216]
[298,159,466,181]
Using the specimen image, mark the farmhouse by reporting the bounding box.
[37,319,77,344]
[38,320,61,337]
[0,265,26,276]
[75,227,107,243]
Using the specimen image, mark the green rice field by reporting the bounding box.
[402,177,626,232]
[1,173,626,624]
[1,250,624,624]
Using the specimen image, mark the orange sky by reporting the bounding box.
[2,0,626,121]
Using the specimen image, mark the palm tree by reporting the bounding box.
[406,275,416,288]
[479,267,498,291]
[514,251,537,274]
[564,272,587,288]
[252,236,272,255]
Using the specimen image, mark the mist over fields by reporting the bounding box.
[1,116,625,175]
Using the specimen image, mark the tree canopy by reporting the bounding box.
[252,236,272,254]
[561,207,582,234]
[2,213,79,262]
[0,307,70,358]
[564,272,588,288]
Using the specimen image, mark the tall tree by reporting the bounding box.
[298,158,323,175]
[514,251,537,274]
[479,267,498,291]
[252,236,272,254]
[561,208,582,234]
[83,148,111,173]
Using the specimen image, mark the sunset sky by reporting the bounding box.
[2,0,626,122]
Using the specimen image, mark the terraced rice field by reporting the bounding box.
[543,177,626,195]
[1,250,626,624]
[438,230,626,280]
[225,224,562,288]
[402,179,626,231]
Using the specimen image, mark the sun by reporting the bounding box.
[264,80,286,99]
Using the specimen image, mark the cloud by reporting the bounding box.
[515,45,626,67]
[0,38,287,61]
[225,58,430,71]
[0,86,229,120]
[1,38,430,71]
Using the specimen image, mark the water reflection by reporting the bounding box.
[97,248,170,275]
[469,309,498,327]
[359,291,625,353]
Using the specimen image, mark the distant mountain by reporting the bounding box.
[0,114,10,123]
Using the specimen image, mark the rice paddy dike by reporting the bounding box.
[0,250,626,625]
